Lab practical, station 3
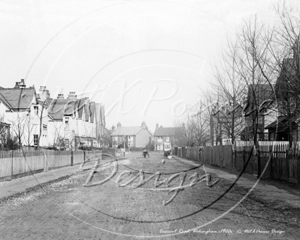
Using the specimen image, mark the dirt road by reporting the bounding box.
[0,152,299,239]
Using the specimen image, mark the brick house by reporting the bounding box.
[111,122,152,148]
[153,125,184,151]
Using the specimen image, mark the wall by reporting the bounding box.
[47,120,63,146]
[135,129,151,148]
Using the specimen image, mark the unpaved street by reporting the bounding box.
[0,152,299,239]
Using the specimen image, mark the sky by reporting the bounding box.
[0,0,294,133]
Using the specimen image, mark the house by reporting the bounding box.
[265,43,300,142]
[0,79,49,147]
[47,92,98,149]
[240,84,276,141]
[111,122,152,148]
[0,80,106,150]
[153,125,184,151]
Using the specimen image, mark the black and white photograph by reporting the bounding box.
[0,0,299,239]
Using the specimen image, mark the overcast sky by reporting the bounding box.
[0,0,294,132]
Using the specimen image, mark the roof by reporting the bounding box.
[77,98,87,119]
[244,84,274,115]
[0,88,36,110]
[153,127,182,137]
[48,99,71,120]
[48,97,95,121]
[89,102,95,123]
[276,58,300,98]
[111,126,142,136]
[265,116,297,132]
[111,126,144,136]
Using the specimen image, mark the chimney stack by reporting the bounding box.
[117,122,121,129]
[14,79,26,89]
[57,93,64,99]
[141,121,147,129]
[67,91,77,100]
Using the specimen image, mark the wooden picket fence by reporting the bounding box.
[0,150,106,180]
[173,141,300,185]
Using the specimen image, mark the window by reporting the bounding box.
[65,117,69,130]
[43,124,47,130]
[33,134,39,146]
[33,106,38,115]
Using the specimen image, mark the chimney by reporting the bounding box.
[117,122,121,129]
[57,93,64,99]
[112,126,116,132]
[141,121,147,129]
[156,123,159,130]
[67,91,77,100]
[14,79,26,89]
[19,79,26,88]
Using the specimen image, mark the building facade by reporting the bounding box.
[153,125,183,151]
[0,80,48,147]
[0,80,106,150]
[111,122,152,148]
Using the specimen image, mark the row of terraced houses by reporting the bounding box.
[0,79,105,149]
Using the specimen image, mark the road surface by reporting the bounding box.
[0,152,299,239]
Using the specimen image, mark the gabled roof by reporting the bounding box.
[265,115,297,132]
[244,84,274,115]
[111,126,144,136]
[153,127,182,137]
[89,102,95,123]
[276,58,300,98]
[48,97,96,121]
[0,88,36,110]
[84,102,90,121]
[48,99,71,120]
[48,98,79,120]
[77,98,87,119]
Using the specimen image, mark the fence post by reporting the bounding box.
[269,149,273,179]
[257,149,261,179]
[243,148,245,171]
[43,152,48,172]
[286,149,289,182]
[210,146,213,165]
[234,149,236,169]
[297,153,300,184]
[83,150,86,163]
[71,150,74,166]
[10,150,13,180]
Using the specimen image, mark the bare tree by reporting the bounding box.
[0,115,10,148]
[187,100,211,146]
[212,39,247,144]
[9,112,31,147]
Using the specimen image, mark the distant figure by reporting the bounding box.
[143,149,149,158]
[164,149,171,157]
